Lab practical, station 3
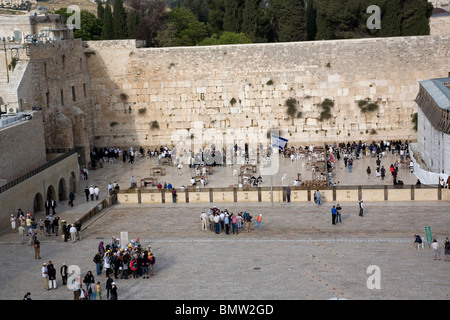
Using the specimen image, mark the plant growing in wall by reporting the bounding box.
[120,93,128,101]
[358,99,379,113]
[266,79,274,85]
[230,97,237,106]
[285,98,302,120]
[110,121,119,127]
[138,107,147,115]
[150,120,159,130]
[318,98,334,121]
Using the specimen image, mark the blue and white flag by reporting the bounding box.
[271,134,288,150]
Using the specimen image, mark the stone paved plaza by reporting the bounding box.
[1,153,448,301]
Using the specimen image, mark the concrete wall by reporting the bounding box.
[0,110,46,182]
[86,35,450,150]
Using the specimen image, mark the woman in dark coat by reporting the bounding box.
[83,271,95,291]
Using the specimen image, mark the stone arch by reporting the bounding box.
[33,193,44,213]
[46,185,56,201]
[58,178,67,201]
[69,171,76,193]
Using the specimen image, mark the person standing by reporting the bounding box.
[97,282,102,300]
[431,239,441,260]
[106,275,113,300]
[172,188,177,203]
[75,221,82,241]
[10,214,16,232]
[61,263,68,285]
[18,224,25,244]
[47,261,57,290]
[84,186,90,201]
[89,185,95,201]
[44,199,51,215]
[315,190,322,206]
[380,166,386,181]
[50,199,57,215]
[110,282,118,300]
[69,191,75,207]
[256,214,262,231]
[286,186,291,203]
[72,277,80,300]
[366,166,371,179]
[246,213,252,232]
[83,271,95,292]
[231,213,238,234]
[42,263,49,290]
[94,186,100,200]
[336,204,342,223]
[331,205,337,225]
[359,200,364,217]
[33,236,41,259]
[443,237,450,262]
[52,216,60,237]
[89,282,97,300]
[70,224,77,242]
[200,212,208,231]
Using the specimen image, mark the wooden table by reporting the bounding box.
[151,167,166,176]
[140,177,157,187]
[195,176,208,186]
[240,164,257,174]
[161,158,172,166]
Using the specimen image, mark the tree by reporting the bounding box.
[276,0,307,42]
[162,7,210,46]
[183,0,210,23]
[112,0,127,39]
[401,0,433,36]
[241,0,260,41]
[127,9,138,39]
[199,31,252,45]
[128,0,169,47]
[101,3,114,40]
[223,0,243,33]
[97,1,104,21]
[54,8,102,41]
[379,0,402,37]
[305,0,317,40]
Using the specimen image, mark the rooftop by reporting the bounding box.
[419,77,450,111]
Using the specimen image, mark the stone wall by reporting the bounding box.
[19,39,95,164]
[0,152,79,233]
[86,35,450,152]
[0,110,46,182]
[430,15,450,35]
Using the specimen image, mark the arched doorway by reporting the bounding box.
[46,185,56,201]
[69,171,76,193]
[58,178,67,201]
[33,193,44,213]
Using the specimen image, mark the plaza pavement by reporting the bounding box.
[0,152,448,301]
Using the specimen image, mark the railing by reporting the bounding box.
[0,149,77,194]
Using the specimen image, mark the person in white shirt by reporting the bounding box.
[431,239,441,260]
[70,224,77,243]
[89,185,94,201]
[200,212,208,230]
[94,186,100,200]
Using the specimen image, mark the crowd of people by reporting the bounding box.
[74,237,156,300]
[200,206,263,234]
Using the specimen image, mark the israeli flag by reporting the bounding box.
[271,134,288,150]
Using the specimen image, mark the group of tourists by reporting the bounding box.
[201,206,263,234]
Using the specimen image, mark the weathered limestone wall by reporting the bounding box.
[19,39,95,164]
[86,35,450,151]
[0,111,46,182]
[430,15,450,35]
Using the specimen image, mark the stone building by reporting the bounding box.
[415,77,450,175]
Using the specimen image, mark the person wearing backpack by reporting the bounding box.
[130,257,139,279]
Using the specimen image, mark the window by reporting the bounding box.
[60,89,64,105]
[46,91,49,108]
[83,83,86,97]
[72,86,76,101]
